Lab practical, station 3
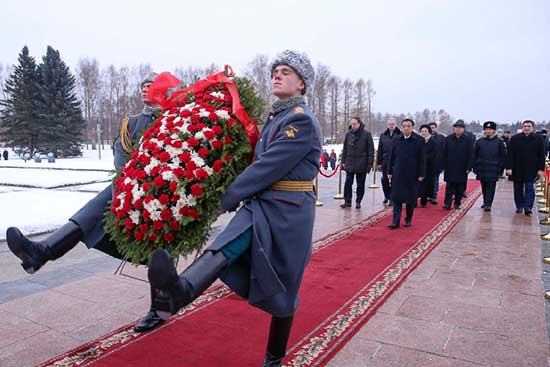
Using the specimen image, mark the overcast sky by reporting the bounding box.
[1,0,548,123]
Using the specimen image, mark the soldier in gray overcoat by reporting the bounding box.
[146,50,321,367]
[6,73,166,332]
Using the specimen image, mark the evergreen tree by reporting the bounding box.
[36,46,85,157]
[0,46,40,154]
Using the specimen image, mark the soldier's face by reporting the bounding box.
[272,65,305,99]
[141,82,153,105]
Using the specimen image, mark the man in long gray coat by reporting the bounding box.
[6,73,166,332]
[147,50,322,367]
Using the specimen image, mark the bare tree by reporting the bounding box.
[354,78,366,121]
[244,54,272,117]
[310,64,331,138]
[327,76,341,142]
[174,66,205,86]
[365,79,376,132]
[76,58,101,148]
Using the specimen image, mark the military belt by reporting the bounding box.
[272,180,314,192]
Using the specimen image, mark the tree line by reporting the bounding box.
[1,48,548,157]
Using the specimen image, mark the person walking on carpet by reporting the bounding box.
[340,117,374,209]
[146,50,322,367]
[418,124,436,208]
[472,121,506,212]
[377,117,401,206]
[5,74,169,333]
[505,120,546,215]
[442,119,473,210]
[387,119,426,229]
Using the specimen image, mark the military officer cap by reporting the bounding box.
[140,72,159,88]
[270,50,315,95]
[483,121,497,130]
[453,119,466,128]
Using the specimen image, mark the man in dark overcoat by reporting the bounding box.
[429,121,445,203]
[442,119,473,209]
[387,119,426,228]
[340,117,374,208]
[505,120,546,215]
[376,117,401,205]
[473,121,506,211]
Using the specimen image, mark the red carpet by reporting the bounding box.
[38,181,481,367]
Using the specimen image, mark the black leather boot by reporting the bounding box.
[133,285,165,333]
[6,221,83,274]
[262,316,294,367]
[147,249,227,320]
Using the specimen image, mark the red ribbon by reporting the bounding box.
[318,165,340,178]
[147,66,260,152]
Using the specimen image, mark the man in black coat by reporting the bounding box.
[429,122,445,203]
[2,149,8,160]
[419,124,436,207]
[442,120,473,209]
[387,119,426,228]
[376,117,401,206]
[341,117,375,209]
[473,121,506,211]
[505,120,546,215]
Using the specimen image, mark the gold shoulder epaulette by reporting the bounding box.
[294,107,305,114]
[120,116,133,154]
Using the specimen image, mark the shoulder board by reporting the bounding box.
[120,117,133,154]
[294,106,305,114]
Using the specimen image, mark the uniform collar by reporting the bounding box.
[142,105,161,116]
[272,96,305,114]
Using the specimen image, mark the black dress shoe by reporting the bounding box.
[480,204,485,209]
[524,209,532,215]
[383,198,389,205]
[443,205,451,210]
[355,203,361,209]
[403,221,412,227]
[388,223,400,229]
[340,203,351,208]
[430,198,438,205]
[484,207,491,212]
[133,309,165,332]
[515,208,523,213]
[454,205,461,210]
[388,200,393,207]
[420,204,426,208]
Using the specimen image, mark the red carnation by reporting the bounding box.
[161,208,172,221]
[198,148,209,158]
[213,160,223,173]
[173,168,185,178]
[169,220,179,231]
[134,199,144,210]
[191,114,201,123]
[169,181,178,193]
[144,194,155,203]
[185,161,197,171]
[157,133,167,141]
[204,130,216,140]
[136,170,148,181]
[187,208,199,220]
[151,166,161,177]
[179,152,191,162]
[212,140,223,150]
[139,223,149,234]
[187,137,200,147]
[209,113,218,121]
[138,154,151,166]
[164,232,175,242]
[224,135,232,145]
[149,232,158,241]
[212,125,223,135]
[131,150,139,159]
[159,151,171,163]
[181,110,191,118]
[134,231,144,241]
[190,184,204,197]
[195,169,209,181]
[125,218,136,230]
[185,170,195,180]
[153,221,164,231]
[224,154,232,162]
[159,194,170,206]
[143,182,151,193]
[143,210,151,222]
[171,194,180,203]
[172,140,183,148]
[154,176,166,189]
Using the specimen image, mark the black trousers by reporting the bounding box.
[392,202,414,224]
[444,182,467,207]
[381,171,391,200]
[480,181,497,207]
[420,173,435,206]
[344,171,367,204]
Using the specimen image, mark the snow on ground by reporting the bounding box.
[59,182,111,193]
[0,145,115,171]
[0,190,98,240]
[0,168,113,188]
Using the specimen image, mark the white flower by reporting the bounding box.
[131,186,145,204]
[191,154,205,168]
[199,109,210,118]
[115,193,126,210]
[195,131,206,141]
[144,157,160,175]
[211,91,225,99]
[162,170,175,182]
[129,210,140,225]
[216,110,230,120]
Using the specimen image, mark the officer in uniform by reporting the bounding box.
[6,73,166,333]
[146,50,322,367]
